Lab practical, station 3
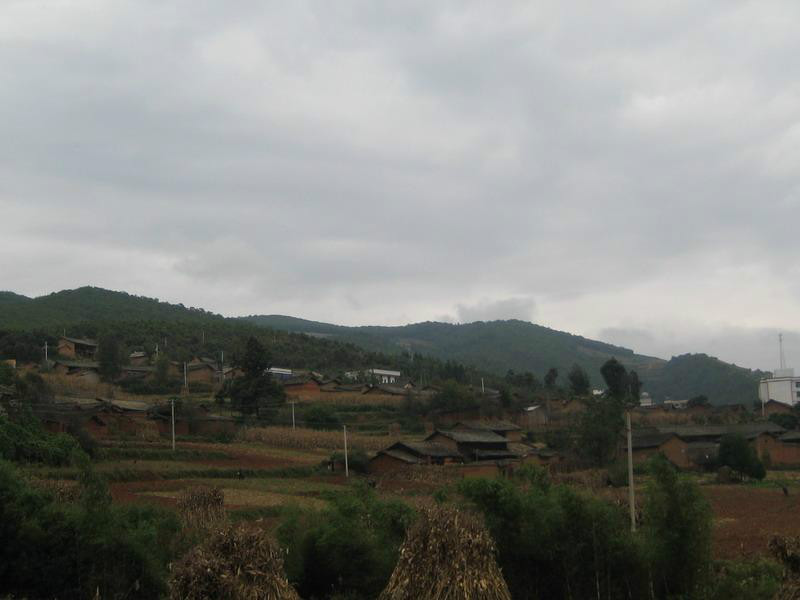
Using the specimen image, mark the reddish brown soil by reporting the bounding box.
[110,479,187,507]
[704,485,800,559]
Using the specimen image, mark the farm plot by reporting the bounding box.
[704,484,800,559]
[111,476,346,511]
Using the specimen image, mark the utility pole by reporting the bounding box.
[343,425,349,478]
[44,341,48,362]
[155,343,159,359]
[481,377,485,394]
[626,408,636,532]
[290,401,296,430]
[171,398,176,452]
[183,362,187,389]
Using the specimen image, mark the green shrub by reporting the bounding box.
[703,558,781,600]
[0,415,81,465]
[718,434,766,480]
[330,447,369,474]
[277,484,414,600]
[607,459,630,487]
[643,456,713,597]
[458,474,648,599]
[0,458,180,599]
[304,405,342,430]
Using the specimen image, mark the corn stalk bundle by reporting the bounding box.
[379,506,511,600]
[177,485,225,530]
[169,523,300,600]
[770,536,800,600]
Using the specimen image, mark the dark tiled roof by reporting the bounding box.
[657,422,786,439]
[780,432,800,443]
[61,336,98,347]
[54,360,99,369]
[122,365,155,373]
[186,362,216,372]
[428,429,508,444]
[455,420,521,432]
[390,441,462,459]
[376,449,420,464]
[631,432,678,450]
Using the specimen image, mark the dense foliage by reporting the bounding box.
[277,485,413,599]
[643,456,713,597]
[717,434,767,480]
[0,413,81,465]
[0,458,180,599]
[459,460,714,600]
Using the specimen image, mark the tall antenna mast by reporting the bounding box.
[779,333,787,370]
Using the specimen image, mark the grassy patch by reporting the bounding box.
[96,447,232,461]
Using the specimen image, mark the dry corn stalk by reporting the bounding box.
[379,506,511,600]
[169,523,300,600]
[177,485,225,530]
[770,536,800,600]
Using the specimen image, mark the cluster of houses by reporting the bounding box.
[369,419,558,476]
[626,420,800,469]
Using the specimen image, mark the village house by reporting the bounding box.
[751,430,800,467]
[623,431,692,470]
[57,336,98,360]
[283,375,324,398]
[452,420,523,442]
[128,351,148,366]
[524,404,549,428]
[425,429,518,462]
[120,365,155,380]
[761,399,794,418]
[368,441,463,474]
[51,360,100,384]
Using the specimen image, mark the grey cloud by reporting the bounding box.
[599,326,800,373]
[455,297,537,324]
[2,1,800,367]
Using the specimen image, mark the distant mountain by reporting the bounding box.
[0,287,450,375]
[243,315,765,405]
[0,286,222,329]
[0,291,31,305]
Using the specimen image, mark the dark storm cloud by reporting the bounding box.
[2,1,800,368]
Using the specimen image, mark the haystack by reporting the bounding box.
[770,536,800,600]
[169,523,300,600]
[379,506,511,600]
[177,485,225,529]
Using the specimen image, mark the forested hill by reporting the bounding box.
[242,315,657,373]
[0,287,222,329]
[244,315,765,405]
[0,287,471,379]
[0,287,765,404]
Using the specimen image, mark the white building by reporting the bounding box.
[759,368,800,407]
[639,392,654,407]
[368,368,401,384]
[343,368,402,384]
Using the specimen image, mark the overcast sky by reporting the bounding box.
[2,1,800,371]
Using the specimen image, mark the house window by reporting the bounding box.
[795,382,800,388]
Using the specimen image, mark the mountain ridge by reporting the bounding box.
[0,287,766,404]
